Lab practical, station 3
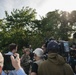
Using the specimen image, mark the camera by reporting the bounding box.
[3,55,15,70]
[58,40,70,57]
[45,39,70,57]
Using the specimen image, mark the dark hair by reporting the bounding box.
[45,37,55,48]
[9,43,17,51]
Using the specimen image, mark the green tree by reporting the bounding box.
[1,8,76,53]
[40,10,60,40]
[1,7,37,52]
[40,10,75,41]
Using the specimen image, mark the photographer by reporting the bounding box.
[3,43,19,75]
[0,52,27,75]
[38,40,74,75]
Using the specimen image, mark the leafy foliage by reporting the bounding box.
[0,8,76,53]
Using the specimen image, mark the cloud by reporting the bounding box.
[0,0,76,19]
[28,0,46,8]
[36,0,76,17]
[0,0,46,19]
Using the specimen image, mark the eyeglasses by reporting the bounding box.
[34,54,37,57]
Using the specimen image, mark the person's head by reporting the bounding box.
[33,48,43,61]
[47,40,59,54]
[22,48,30,55]
[25,48,30,55]
[41,44,46,53]
[9,43,18,54]
[22,47,26,53]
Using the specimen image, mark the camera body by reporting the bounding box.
[3,55,15,70]
[58,40,70,58]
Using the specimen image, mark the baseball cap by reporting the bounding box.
[33,48,43,57]
[0,52,4,67]
[47,40,59,52]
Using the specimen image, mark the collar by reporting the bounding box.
[5,52,13,55]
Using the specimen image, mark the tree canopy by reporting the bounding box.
[0,7,76,53]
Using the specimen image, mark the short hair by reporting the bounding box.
[33,48,43,57]
[9,43,17,51]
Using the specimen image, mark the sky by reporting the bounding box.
[0,0,76,19]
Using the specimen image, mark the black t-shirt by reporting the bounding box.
[31,63,38,74]
[29,52,34,60]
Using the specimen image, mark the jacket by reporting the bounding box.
[1,68,26,75]
[21,54,30,74]
[38,53,74,75]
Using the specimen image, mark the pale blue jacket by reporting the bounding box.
[1,68,27,75]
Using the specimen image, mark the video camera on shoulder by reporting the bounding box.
[59,41,70,52]
[45,38,70,56]
[58,41,70,57]
[3,55,15,70]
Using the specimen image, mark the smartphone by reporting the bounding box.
[3,55,15,70]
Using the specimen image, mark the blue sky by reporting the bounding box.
[0,0,76,19]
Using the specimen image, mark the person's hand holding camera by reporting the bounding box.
[13,53,19,58]
[10,54,21,71]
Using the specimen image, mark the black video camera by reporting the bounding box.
[58,41,70,57]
